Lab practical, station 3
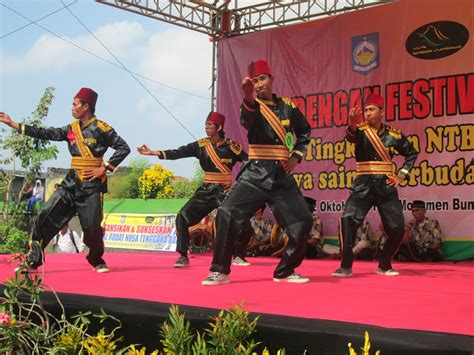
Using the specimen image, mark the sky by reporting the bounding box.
[0,0,216,178]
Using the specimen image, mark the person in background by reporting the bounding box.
[246,207,275,257]
[48,223,85,254]
[397,200,444,262]
[27,180,44,212]
[20,182,33,202]
[353,219,377,261]
[272,197,325,260]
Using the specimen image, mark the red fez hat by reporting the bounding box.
[248,60,272,78]
[412,200,426,209]
[364,94,384,109]
[206,111,225,127]
[75,88,98,110]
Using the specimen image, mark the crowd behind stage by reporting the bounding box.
[195,198,444,265]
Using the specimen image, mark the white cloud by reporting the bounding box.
[137,28,213,96]
[1,21,147,76]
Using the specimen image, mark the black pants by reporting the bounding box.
[175,184,224,256]
[30,186,105,267]
[210,179,312,278]
[339,176,405,271]
[176,184,254,257]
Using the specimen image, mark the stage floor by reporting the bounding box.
[1,252,472,336]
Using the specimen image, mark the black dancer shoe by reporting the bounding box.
[173,256,190,268]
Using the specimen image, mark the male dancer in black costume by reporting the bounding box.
[202,60,313,285]
[1,88,130,273]
[137,112,249,267]
[332,94,418,277]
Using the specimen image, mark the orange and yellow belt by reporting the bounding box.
[70,156,104,181]
[203,171,232,185]
[356,161,393,176]
[248,144,289,161]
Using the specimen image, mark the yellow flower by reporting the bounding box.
[138,164,174,199]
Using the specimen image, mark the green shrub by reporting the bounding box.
[160,304,260,355]
[0,225,29,253]
[106,158,151,200]
[169,179,200,199]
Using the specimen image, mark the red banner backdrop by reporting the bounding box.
[217,0,473,243]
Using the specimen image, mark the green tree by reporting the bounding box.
[193,160,204,185]
[169,161,205,199]
[0,88,58,247]
[107,158,151,199]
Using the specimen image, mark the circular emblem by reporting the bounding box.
[353,38,377,68]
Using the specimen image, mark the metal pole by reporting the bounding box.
[210,38,218,111]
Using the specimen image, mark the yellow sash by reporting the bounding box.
[255,97,288,147]
[70,120,94,158]
[363,127,392,163]
[204,142,231,174]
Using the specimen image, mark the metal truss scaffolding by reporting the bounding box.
[96,0,389,109]
[96,0,388,38]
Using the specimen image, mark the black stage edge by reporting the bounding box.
[6,287,473,354]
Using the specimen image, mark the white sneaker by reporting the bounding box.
[376,267,399,276]
[93,264,110,273]
[273,272,310,283]
[202,272,230,286]
[232,256,251,266]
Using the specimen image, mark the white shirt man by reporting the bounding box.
[49,224,85,254]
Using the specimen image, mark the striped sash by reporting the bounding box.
[364,127,392,163]
[70,120,94,158]
[204,143,231,174]
[255,97,288,146]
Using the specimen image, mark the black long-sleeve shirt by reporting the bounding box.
[159,137,247,173]
[345,122,418,175]
[239,94,312,190]
[19,116,130,194]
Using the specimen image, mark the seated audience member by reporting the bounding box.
[397,200,443,262]
[246,208,275,257]
[20,182,33,202]
[48,223,85,254]
[323,220,377,260]
[374,223,387,259]
[27,180,44,212]
[306,214,324,259]
[353,220,377,261]
[273,197,327,259]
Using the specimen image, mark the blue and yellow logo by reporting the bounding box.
[352,32,380,75]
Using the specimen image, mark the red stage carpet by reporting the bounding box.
[1,252,472,336]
